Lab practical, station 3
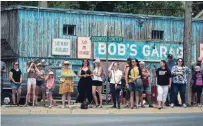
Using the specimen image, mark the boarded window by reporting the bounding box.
[151,30,164,40]
[63,25,76,35]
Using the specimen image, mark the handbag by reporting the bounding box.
[100,70,106,83]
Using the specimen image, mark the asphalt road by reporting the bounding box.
[1,113,203,126]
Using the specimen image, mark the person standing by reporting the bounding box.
[77,59,93,105]
[25,61,39,106]
[92,59,103,108]
[156,60,172,109]
[139,61,153,108]
[46,71,55,108]
[122,58,131,107]
[191,57,203,105]
[166,54,177,106]
[35,63,46,106]
[125,59,143,109]
[191,66,203,107]
[171,58,191,108]
[1,61,6,105]
[108,62,123,109]
[59,61,75,108]
[9,62,22,106]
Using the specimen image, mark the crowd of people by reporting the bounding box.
[6,54,203,109]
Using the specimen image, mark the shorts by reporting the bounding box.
[92,80,103,86]
[36,80,45,86]
[27,78,36,85]
[11,82,22,89]
[128,82,142,92]
[141,85,151,93]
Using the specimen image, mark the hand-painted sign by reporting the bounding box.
[77,37,92,59]
[200,44,203,58]
[94,41,195,61]
[52,39,71,56]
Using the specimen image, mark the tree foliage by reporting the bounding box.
[1,1,203,17]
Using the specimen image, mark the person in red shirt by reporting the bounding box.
[139,61,153,108]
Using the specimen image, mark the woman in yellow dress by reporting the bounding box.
[59,61,75,108]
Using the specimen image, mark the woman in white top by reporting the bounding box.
[108,62,123,109]
[92,59,103,108]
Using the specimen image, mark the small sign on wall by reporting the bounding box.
[77,37,92,59]
[200,44,203,58]
[52,38,71,56]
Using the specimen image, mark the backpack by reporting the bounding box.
[80,99,89,109]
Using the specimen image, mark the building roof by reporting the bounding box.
[195,10,203,18]
[1,5,203,21]
[1,39,18,59]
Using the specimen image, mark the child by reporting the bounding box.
[191,66,203,106]
[46,71,55,108]
[47,68,57,106]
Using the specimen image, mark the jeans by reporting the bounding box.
[172,83,186,104]
[110,83,121,106]
[193,85,203,104]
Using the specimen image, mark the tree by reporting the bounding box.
[1,1,202,17]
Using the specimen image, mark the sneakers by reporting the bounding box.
[182,104,187,108]
[197,104,202,107]
[61,105,65,109]
[170,103,174,108]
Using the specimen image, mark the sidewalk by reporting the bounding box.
[1,104,203,115]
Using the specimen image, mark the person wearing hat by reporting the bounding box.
[92,58,103,108]
[166,54,178,107]
[35,63,46,106]
[167,54,176,71]
[191,66,203,107]
[59,61,75,108]
[191,57,203,105]
[45,71,55,108]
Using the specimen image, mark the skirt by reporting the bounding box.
[59,79,74,94]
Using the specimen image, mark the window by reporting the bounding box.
[63,25,76,35]
[151,30,164,40]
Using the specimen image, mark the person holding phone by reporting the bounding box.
[9,62,22,106]
[25,61,39,107]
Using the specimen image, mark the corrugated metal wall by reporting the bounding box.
[16,9,203,58]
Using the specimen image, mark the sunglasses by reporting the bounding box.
[15,64,19,65]
[178,61,183,62]
[197,61,202,62]
[64,64,69,66]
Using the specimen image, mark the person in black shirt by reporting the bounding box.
[9,62,22,106]
[156,60,172,109]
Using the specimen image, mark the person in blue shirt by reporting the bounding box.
[167,54,176,71]
[165,54,180,106]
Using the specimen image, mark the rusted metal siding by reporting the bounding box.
[1,10,19,54]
